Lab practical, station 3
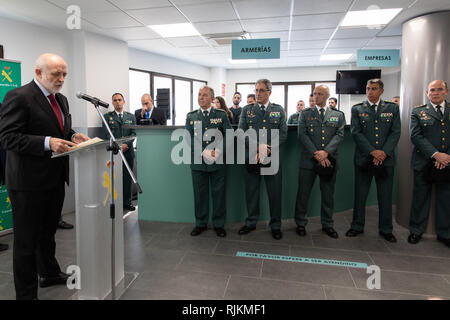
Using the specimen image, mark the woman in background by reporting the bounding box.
[214,96,233,124]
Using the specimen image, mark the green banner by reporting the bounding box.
[0,59,21,103]
[0,185,12,233]
[0,59,21,234]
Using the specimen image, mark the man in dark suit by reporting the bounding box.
[134,94,167,125]
[0,53,89,300]
[408,80,450,247]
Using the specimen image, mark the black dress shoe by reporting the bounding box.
[407,233,422,244]
[0,243,9,252]
[345,229,363,237]
[190,226,207,236]
[58,220,74,229]
[39,272,69,288]
[379,231,397,243]
[322,227,339,239]
[214,227,226,237]
[437,236,450,248]
[296,226,306,236]
[271,229,282,240]
[238,225,256,235]
[123,205,136,211]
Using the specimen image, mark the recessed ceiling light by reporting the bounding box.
[228,59,257,64]
[148,23,200,38]
[320,54,353,61]
[341,8,402,27]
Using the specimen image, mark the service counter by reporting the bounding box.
[130,125,397,223]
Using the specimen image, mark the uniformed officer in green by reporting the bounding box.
[230,92,242,125]
[186,86,232,237]
[408,80,450,247]
[295,85,345,238]
[287,100,305,125]
[102,93,136,211]
[346,79,401,242]
[237,79,288,240]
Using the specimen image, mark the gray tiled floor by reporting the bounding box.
[0,206,449,300]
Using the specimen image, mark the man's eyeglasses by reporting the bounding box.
[254,89,270,93]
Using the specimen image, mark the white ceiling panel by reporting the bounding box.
[293,0,353,15]
[366,36,402,46]
[289,40,329,49]
[250,31,290,42]
[165,36,208,47]
[126,7,187,25]
[213,45,231,54]
[83,11,141,28]
[323,48,358,54]
[194,20,243,34]
[241,17,291,33]
[377,24,402,36]
[351,0,414,10]
[181,46,218,54]
[128,38,176,52]
[334,27,381,39]
[102,26,162,41]
[328,38,372,48]
[290,28,335,41]
[233,0,292,19]
[291,12,345,30]
[288,49,323,56]
[109,0,172,10]
[172,0,228,6]
[47,0,117,12]
[178,1,237,23]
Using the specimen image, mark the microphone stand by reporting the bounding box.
[90,100,143,300]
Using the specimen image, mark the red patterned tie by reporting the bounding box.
[48,94,64,132]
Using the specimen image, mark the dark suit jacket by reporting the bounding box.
[135,107,167,125]
[0,80,75,190]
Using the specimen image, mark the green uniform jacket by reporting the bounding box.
[238,102,288,162]
[410,101,450,171]
[298,107,345,169]
[350,100,401,167]
[186,108,232,172]
[102,111,136,160]
[287,112,300,125]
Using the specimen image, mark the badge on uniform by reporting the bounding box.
[210,118,223,125]
[359,113,369,117]
[328,117,339,122]
[269,112,280,118]
[380,113,393,118]
[190,121,193,125]
[247,110,255,118]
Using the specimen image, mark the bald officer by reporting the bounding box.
[295,85,345,238]
[186,86,232,237]
[408,80,450,247]
[346,79,401,243]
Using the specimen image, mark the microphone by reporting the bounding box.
[76,92,109,108]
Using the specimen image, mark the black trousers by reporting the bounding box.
[9,182,65,300]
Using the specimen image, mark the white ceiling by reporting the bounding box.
[0,0,449,69]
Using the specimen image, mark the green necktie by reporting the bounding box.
[436,105,443,119]
[320,108,325,122]
[260,104,265,112]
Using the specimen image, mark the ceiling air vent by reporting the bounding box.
[203,32,249,46]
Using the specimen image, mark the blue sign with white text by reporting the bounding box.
[232,38,280,60]
[357,49,400,67]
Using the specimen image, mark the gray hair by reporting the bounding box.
[200,86,215,99]
[367,78,384,89]
[255,79,272,91]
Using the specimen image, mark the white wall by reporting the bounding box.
[128,47,210,82]
[0,15,71,96]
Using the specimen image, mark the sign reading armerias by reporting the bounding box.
[232,38,281,60]
[357,49,400,67]
[0,58,21,234]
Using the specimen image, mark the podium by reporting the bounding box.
[53,137,133,299]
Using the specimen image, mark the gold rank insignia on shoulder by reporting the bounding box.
[414,104,427,108]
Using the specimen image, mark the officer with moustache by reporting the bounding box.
[408,80,450,247]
